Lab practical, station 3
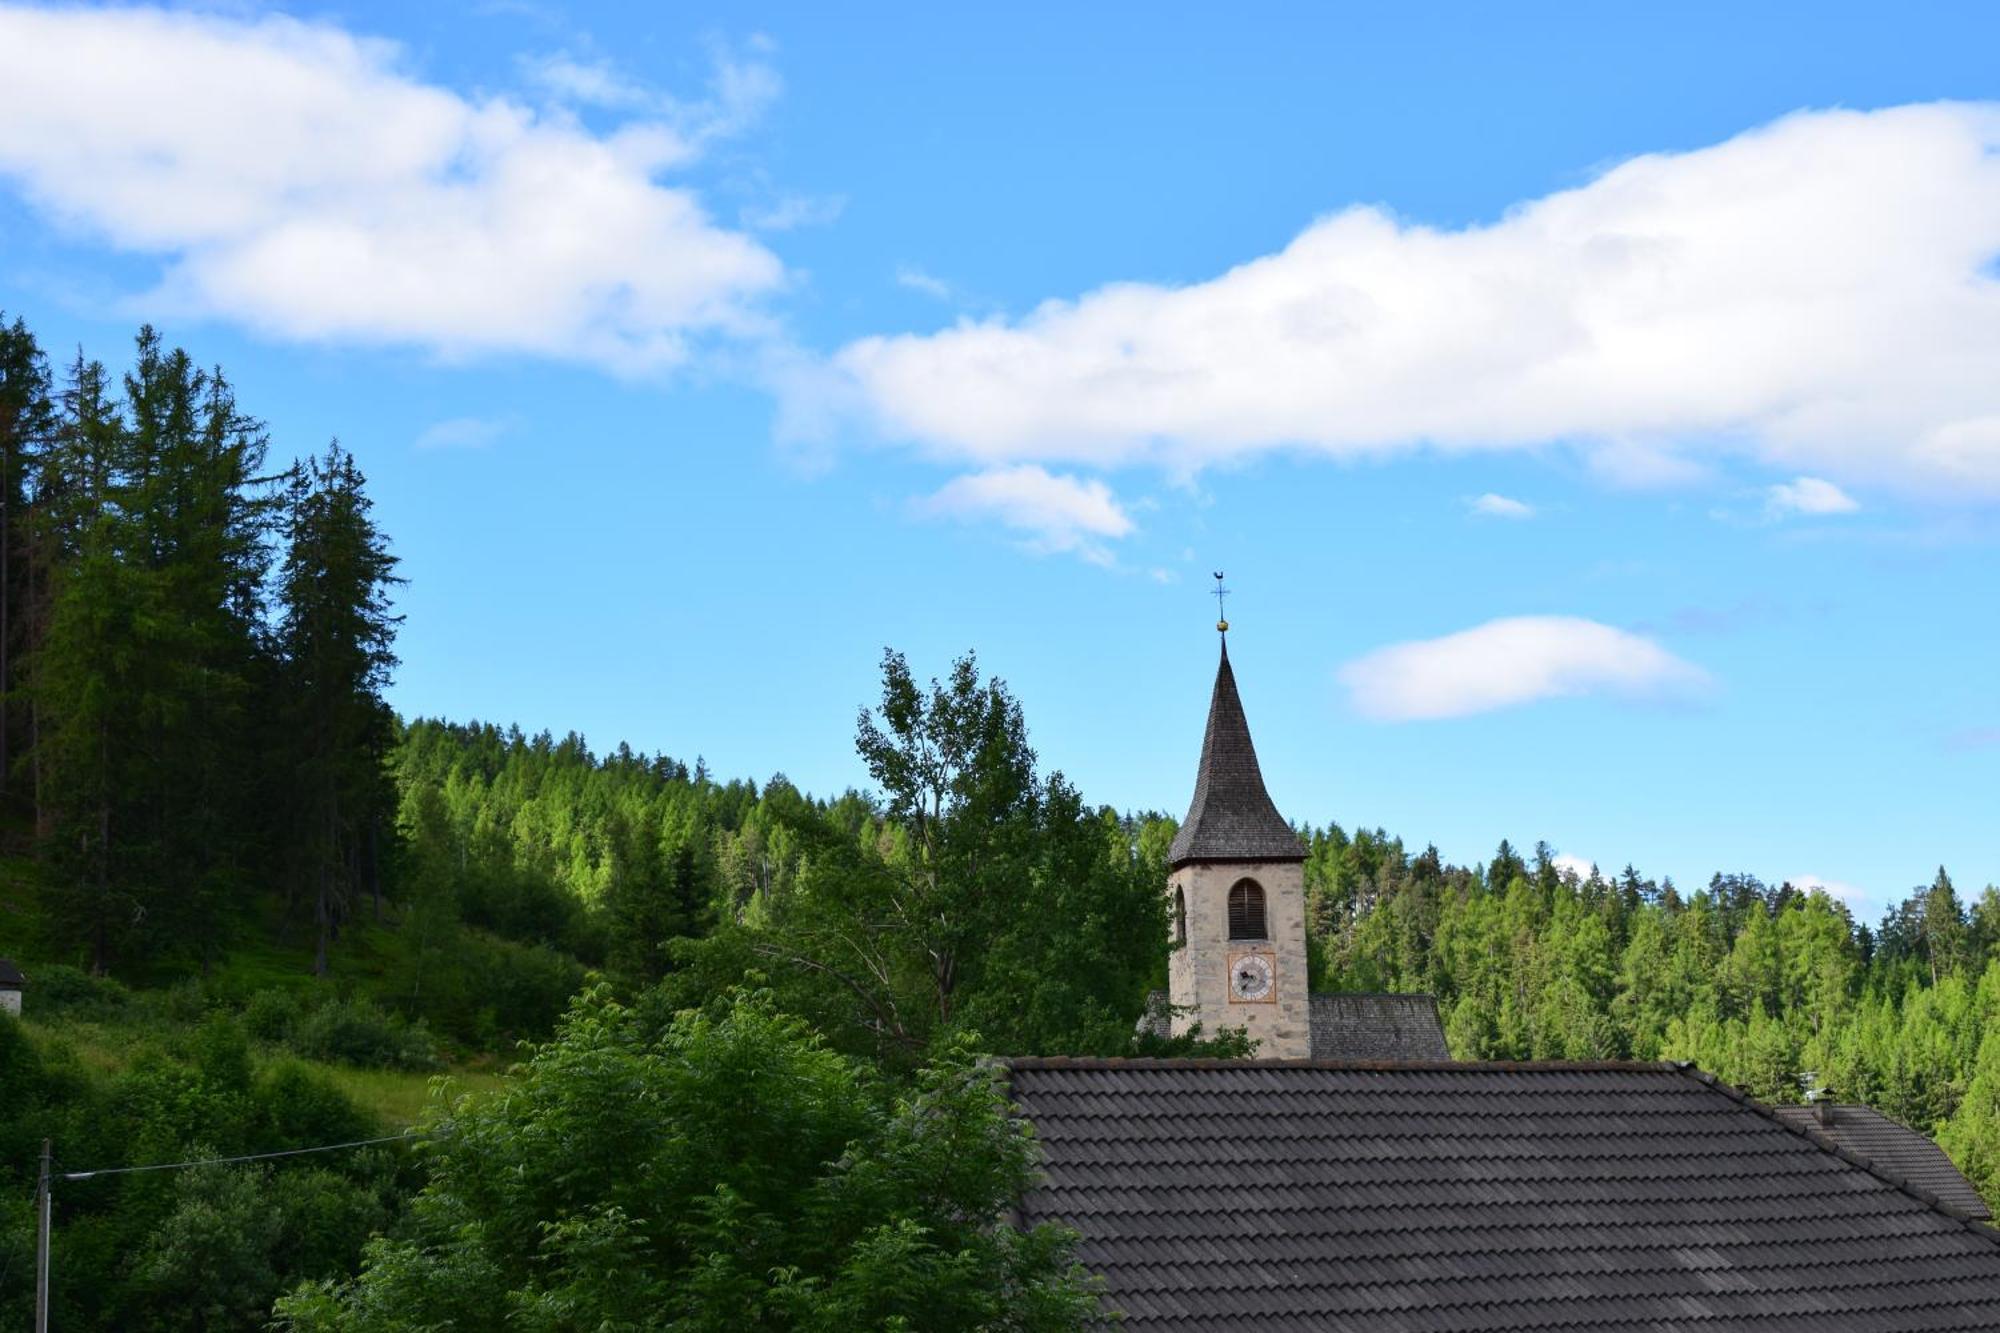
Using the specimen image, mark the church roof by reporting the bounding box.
[1306,993,1448,1061]
[1167,641,1304,867]
[1138,990,1450,1062]
[1774,1103,1990,1220]
[1006,1058,2000,1330]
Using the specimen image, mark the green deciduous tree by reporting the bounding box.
[678,650,1174,1062]
[275,987,1103,1332]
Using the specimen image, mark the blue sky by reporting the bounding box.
[2,2,1997,920]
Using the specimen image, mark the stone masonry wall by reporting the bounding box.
[1166,860,1310,1058]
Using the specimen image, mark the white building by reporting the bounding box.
[0,957,23,1016]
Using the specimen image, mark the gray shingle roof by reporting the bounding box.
[0,957,21,989]
[1774,1103,1991,1221]
[1167,642,1305,868]
[1307,993,1448,1061]
[1007,1058,2000,1330]
[1139,991,1450,1061]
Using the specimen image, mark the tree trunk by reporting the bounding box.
[92,718,110,975]
[93,802,110,976]
[314,858,330,977]
[314,787,340,976]
[29,695,41,838]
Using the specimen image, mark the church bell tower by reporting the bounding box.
[1166,589,1310,1057]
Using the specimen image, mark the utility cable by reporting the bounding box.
[56,1130,426,1181]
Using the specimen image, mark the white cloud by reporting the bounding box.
[520,41,780,142]
[1552,853,1597,881]
[0,6,784,373]
[1765,475,1860,516]
[741,192,846,232]
[896,266,955,300]
[822,103,2000,497]
[915,465,1134,563]
[1469,492,1536,519]
[522,53,664,113]
[415,415,516,450]
[1789,874,1871,906]
[1339,615,1712,721]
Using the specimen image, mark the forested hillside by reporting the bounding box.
[1,315,1995,1326]
[1299,831,2000,1199]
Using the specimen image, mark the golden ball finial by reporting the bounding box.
[1217,619,1229,633]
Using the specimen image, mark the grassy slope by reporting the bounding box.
[17,1013,508,1128]
[1,852,521,1130]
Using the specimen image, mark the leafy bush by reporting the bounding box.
[276,987,1103,1332]
[291,999,438,1071]
[243,987,306,1042]
[158,977,212,1024]
[465,934,586,1044]
[255,1061,378,1148]
[379,919,585,1049]
[0,1014,404,1330]
[25,963,131,1020]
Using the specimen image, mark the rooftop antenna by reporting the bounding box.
[1211,571,1230,635]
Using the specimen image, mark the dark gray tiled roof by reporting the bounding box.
[0,957,21,988]
[1774,1104,1991,1221]
[1007,1058,2000,1330]
[1139,991,1450,1062]
[1167,642,1305,868]
[1307,993,1448,1061]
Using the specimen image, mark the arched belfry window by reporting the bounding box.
[1228,879,1267,940]
[1173,888,1187,945]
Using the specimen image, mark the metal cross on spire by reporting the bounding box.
[1212,571,1230,634]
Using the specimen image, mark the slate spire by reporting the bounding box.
[1167,638,1305,867]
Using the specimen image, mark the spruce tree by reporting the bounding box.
[0,315,52,801]
[275,443,400,975]
[32,352,158,971]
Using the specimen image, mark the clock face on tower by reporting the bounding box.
[1228,950,1275,1003]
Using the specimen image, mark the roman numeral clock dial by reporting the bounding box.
[1228,951,1275,1003]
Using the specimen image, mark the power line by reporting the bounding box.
[56,1130,426,1182]
[37,1129,430,1330]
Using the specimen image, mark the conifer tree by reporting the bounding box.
[32,352,159,971]
[0,315,52,799]
[276,443,400,975]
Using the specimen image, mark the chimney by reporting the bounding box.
[1815,1099,1835,1127]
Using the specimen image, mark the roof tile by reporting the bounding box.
[1007,1060,2000,1330]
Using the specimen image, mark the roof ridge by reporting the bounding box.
[1006,1056,1681,1072]
[1310,990,1442,1000]
[1668,1062,2000,1243]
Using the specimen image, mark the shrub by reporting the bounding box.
[255,1060,377,1148]
[243,988,305,1043]
[157,977,213,1024]
[291,999,438,1071]
[26,963,131,1020]
[469,935,586,1043]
